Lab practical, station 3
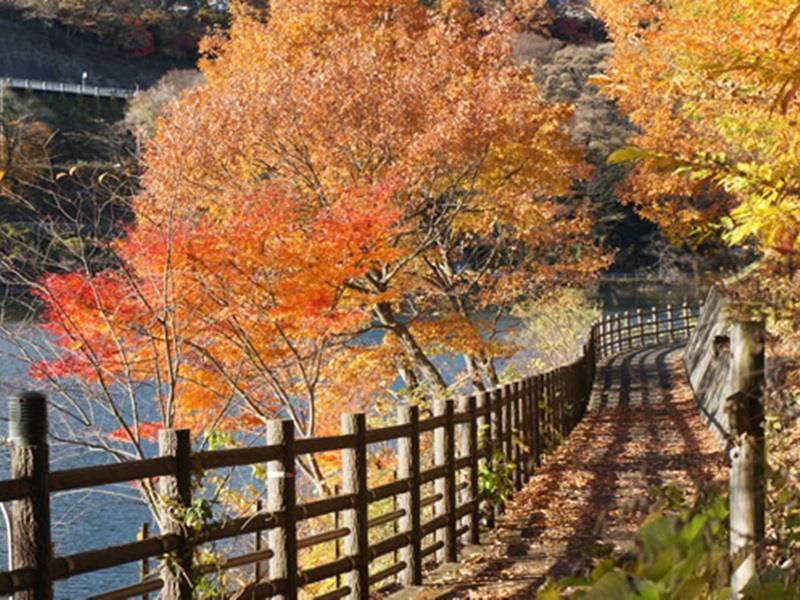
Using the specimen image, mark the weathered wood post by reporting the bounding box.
[558,368,568,438]
[602,315,609,357]
[728,321,766,598]
[9,391,52,600]
[546,371,555,446]
[476,391,493,529]
[637,308,645,346]
[522,379,533,480]
[158,429,193,600]
[625,311,632,350]
[140,522,150,600]
[502,384,513,470]
[568,364,577,431]
[547,370,561,442]
[489,387,503,522]
[254,499,263,584]
[333,486,342,589]
[533,375,542,465]
[511,381,523,490]
[667,304,675,342]
[397,405,422,586]
[544,372,553,443]
[681,301,690,337]
[651,306,659,344]
[266,420,297,600]
[342,413,369,599]
[433,399,457,563]
[457,396,479,544]
[615,313,623,354]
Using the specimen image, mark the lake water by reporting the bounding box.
[0,281,704,598]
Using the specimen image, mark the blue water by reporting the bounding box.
[0,326,153,598]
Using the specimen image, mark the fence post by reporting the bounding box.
[333,487,342,589]
[542,373,551,445]
[158,429,193,600]
[625,311,632,350]
[533,375,542,465]
[467,396,481,544]
[434,399,457,563]
[511,382,522,490]
[728,321,766,598]
[342,413,369,599]
[557,369,566,438]
[558,370,566,437]
[455,397,471,543]
[651,306,659,344]
[521,379,532,480]
[502,385,513,472]
[552,370,561,438]
[475,391,492,529]
[567,365,576,432]
[266,420,297,600]
[9,391,52,600]
[140,522,150,600]
[681,301,690,337]
[636,308,644,346]
[489,387,503,522]
[667,304,675,342]
[563,368,572,435]
[601,315,609,357]
[254,499,263,584]
[397,405,422,586]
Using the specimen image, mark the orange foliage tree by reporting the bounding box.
[591,0,800,285]
[27,0,605,493]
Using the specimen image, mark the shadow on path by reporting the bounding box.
[417,343,726,599]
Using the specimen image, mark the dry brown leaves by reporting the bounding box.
[421,344,727,599]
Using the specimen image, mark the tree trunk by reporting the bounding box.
[374,302,448,392]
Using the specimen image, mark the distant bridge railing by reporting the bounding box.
[598,301,699,358]
[0,304,698,599]
[598,271,700,284]
[1,77,136,99]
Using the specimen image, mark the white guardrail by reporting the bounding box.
[1,77,136,99]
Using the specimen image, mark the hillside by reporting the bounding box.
[0,8,186,88]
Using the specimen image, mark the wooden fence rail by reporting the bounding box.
[0,304,698,599]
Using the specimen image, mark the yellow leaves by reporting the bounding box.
[607,146,647,165]
[594,0,800,281]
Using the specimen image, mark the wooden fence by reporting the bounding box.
[0,303,698,599]
[597,301,699,359]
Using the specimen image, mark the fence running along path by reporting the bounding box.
[1,77,136,99]
[0,303,698,599]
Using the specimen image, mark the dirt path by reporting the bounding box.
[409,342,726,599]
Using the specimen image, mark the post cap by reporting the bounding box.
[8,392,47,447]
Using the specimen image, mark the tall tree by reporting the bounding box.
[592,0,800,281]
[23,0,605,494]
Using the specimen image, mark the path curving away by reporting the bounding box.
[407,342,726,599]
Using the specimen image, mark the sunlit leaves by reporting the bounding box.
[34,0,606,465]
[593,0,800,266]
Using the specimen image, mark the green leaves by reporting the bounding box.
[538,488,731,599]
[607,146,647,166]
[478,445,516,514]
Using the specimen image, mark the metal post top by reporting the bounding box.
[8,392,47,447]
